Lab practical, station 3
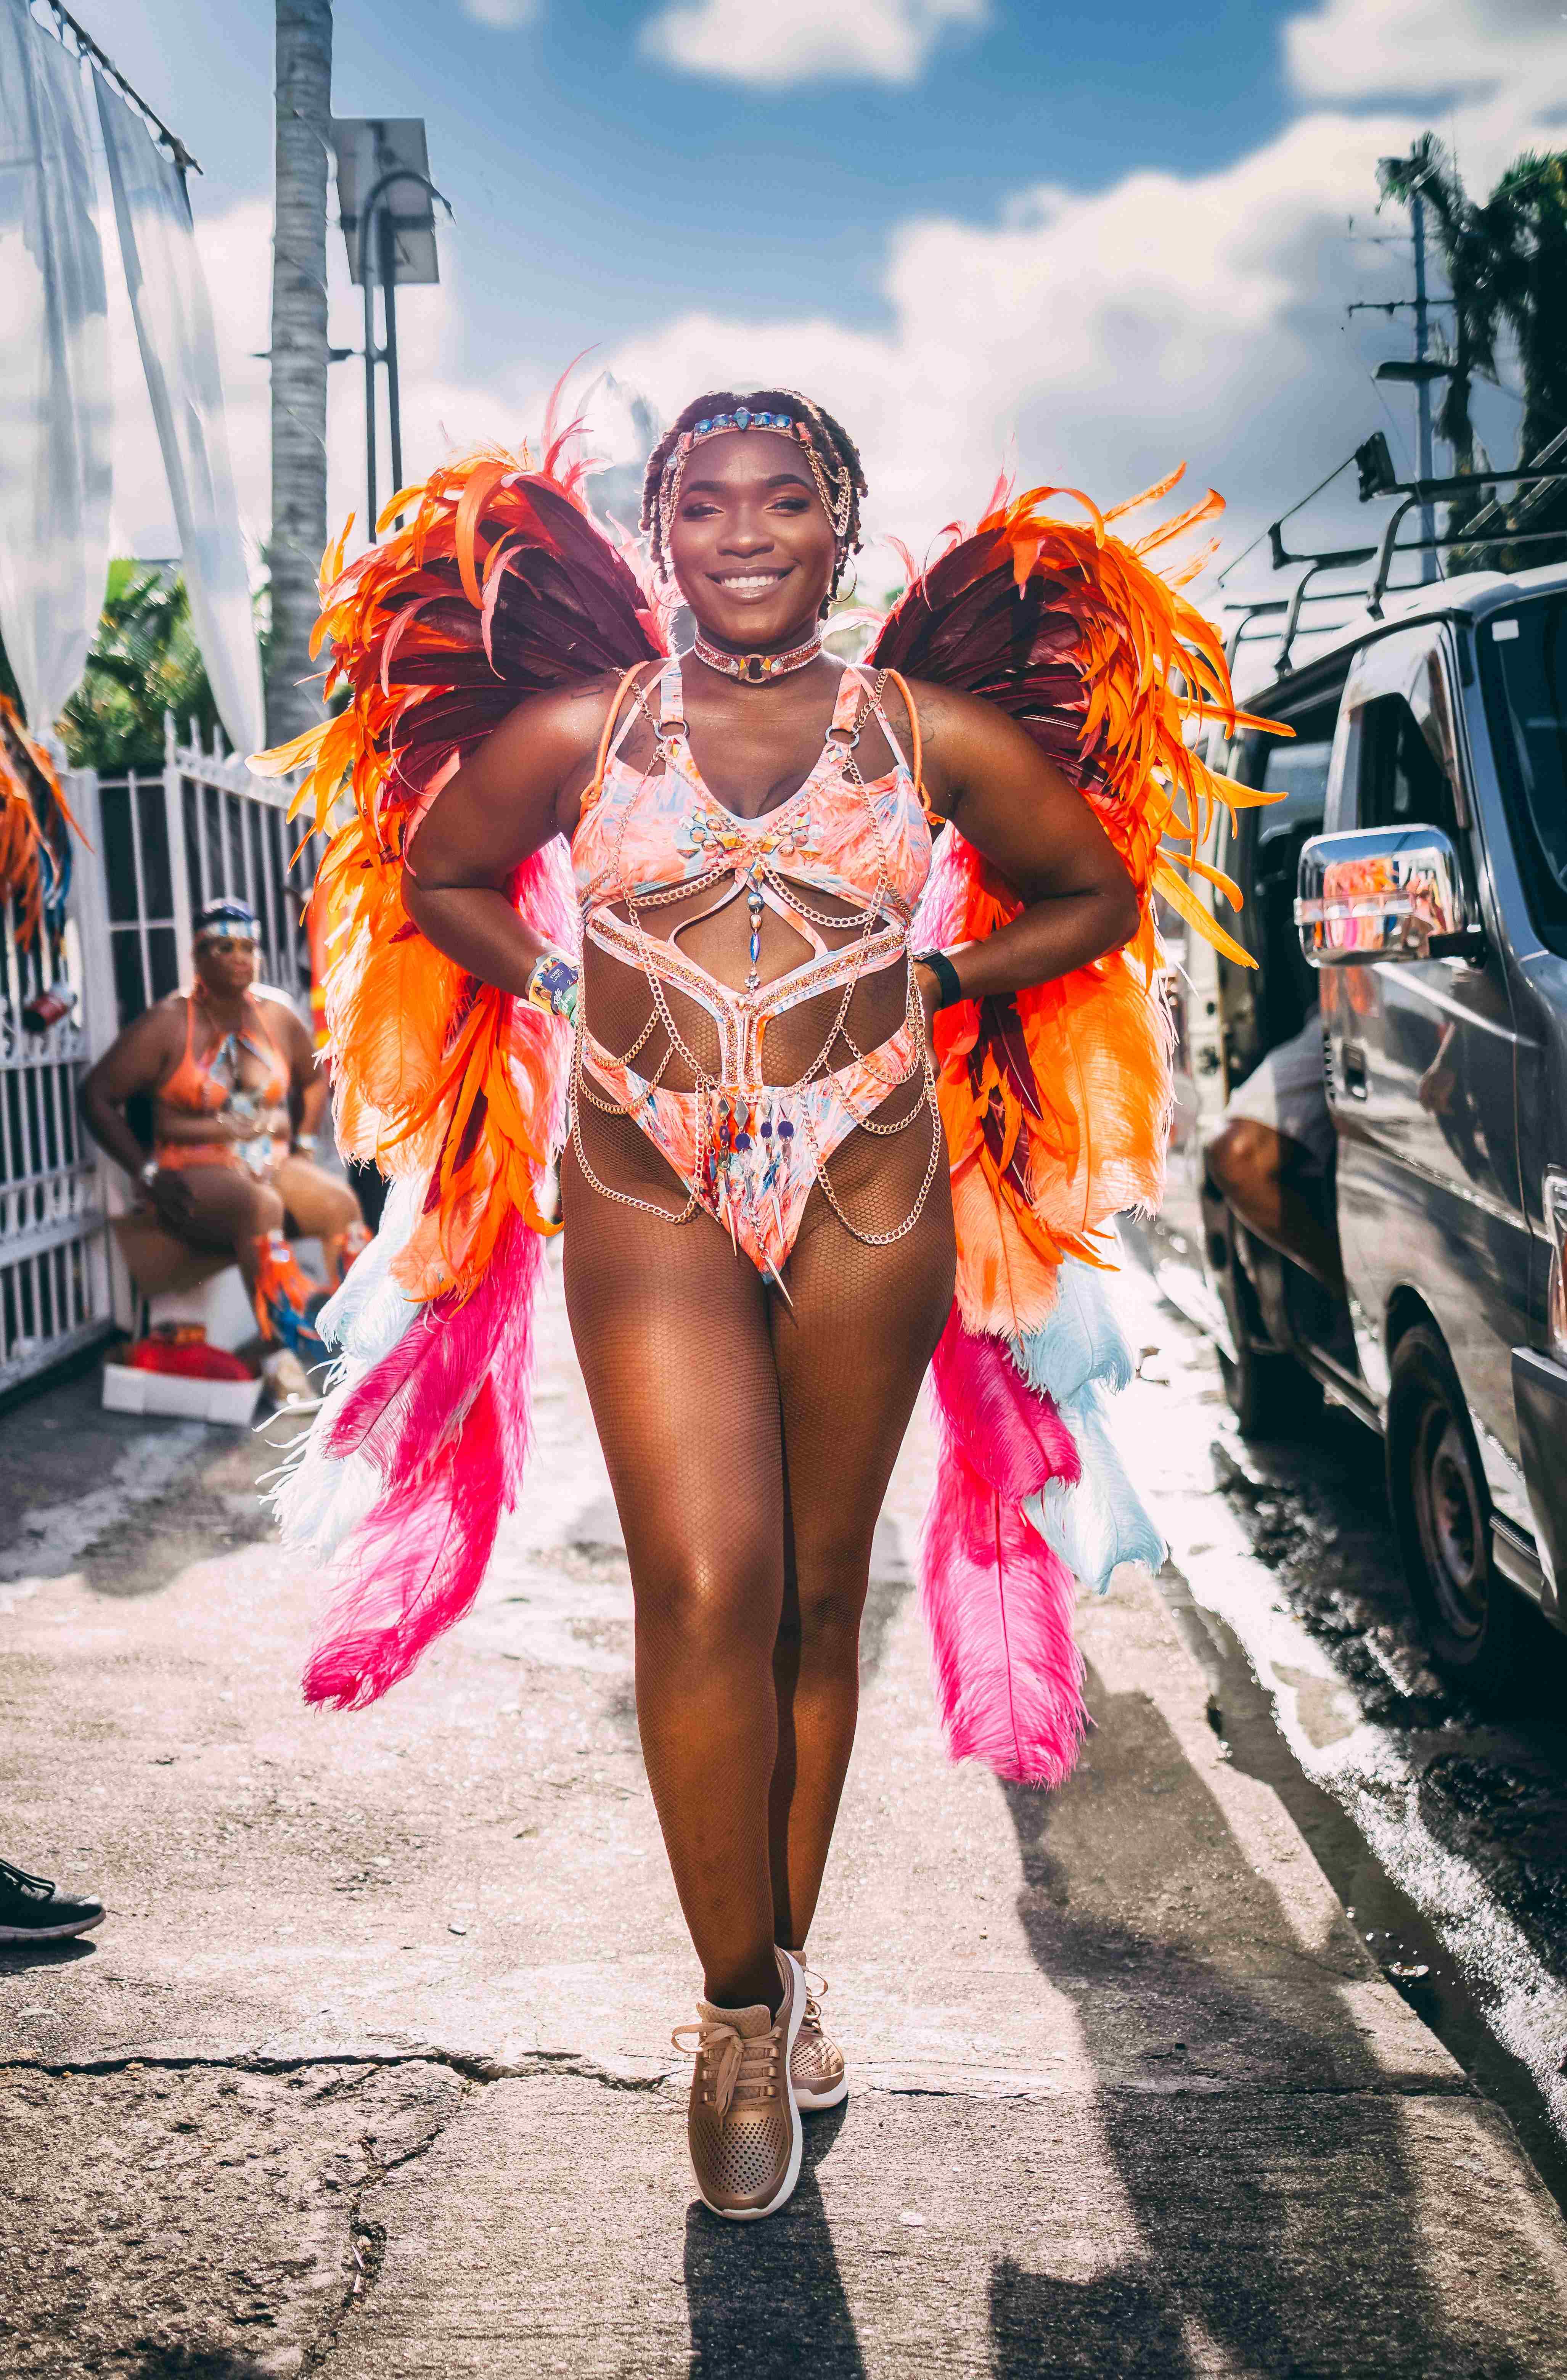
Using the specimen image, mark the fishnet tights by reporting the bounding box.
[562,1085,954,2012]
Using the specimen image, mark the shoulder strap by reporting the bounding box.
[829,665,866,736]
[585,662,656,814]
[657,656,684,726]
[883,669,927,814]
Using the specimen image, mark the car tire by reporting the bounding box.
[1386,1323,1517,1699]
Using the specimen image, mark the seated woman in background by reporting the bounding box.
[79,897,368,1405]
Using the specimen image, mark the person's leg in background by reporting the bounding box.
[273,1154,370,1290]
[1205,1115,1343,1294]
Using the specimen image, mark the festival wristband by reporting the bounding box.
[913,948,964,1010]
[525,950,580,1022]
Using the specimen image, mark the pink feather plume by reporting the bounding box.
[303,1379,505,1710]
[303,1223,545,1709]
[928,1306,1079,1498]
[325,1214,540,1488]
[921,1305,1089,1785]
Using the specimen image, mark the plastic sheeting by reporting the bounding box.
[0,0,111,736]
[96,81,263,761]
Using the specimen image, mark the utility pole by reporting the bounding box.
[1411,191,1437,582]
[266,0,334,743]
[1374,149,1452,586]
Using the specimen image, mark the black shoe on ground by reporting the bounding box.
[0,1858,105,1943]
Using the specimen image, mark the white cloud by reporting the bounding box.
[1288,0,1566,108]
[119,0,1566,697]
[460,0,541,27]
[641,0,987,87]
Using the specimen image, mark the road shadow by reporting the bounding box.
[683,2101,863,2377]
[992,2257,1194,2379]
[0,1933,97,1973]
[120,2352,278,2378]
[991,1658,1529,2380]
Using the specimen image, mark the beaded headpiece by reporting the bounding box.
[193,896,260,947]
[653,403,856,578]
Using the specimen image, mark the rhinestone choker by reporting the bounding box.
[692,630,823,686]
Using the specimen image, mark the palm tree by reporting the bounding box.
[1379,138,1567,569]
[58,563,220,773]
[267,0,334,744]
[0,566,219,774]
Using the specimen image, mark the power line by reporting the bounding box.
[1216,455,1355,587]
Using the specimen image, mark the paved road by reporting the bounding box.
[1141,1217,1567,2198]
[5,1241,1567,2377]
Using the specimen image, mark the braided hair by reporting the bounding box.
[640,388,869,608]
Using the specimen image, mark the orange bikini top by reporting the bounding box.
[160,990,289,1116]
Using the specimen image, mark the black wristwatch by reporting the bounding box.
[913,948,964,1009]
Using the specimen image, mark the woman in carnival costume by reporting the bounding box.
[259,384,1267,2222]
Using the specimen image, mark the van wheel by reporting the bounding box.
[1387,1324,1516,1699]
[1218,1339,1311,1439]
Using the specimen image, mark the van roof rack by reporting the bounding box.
[1226,437,1567,686]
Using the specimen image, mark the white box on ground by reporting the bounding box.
[101,1364,263,1426]
[144,1238,324,1352]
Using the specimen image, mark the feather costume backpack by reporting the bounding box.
[258,406,1271,1784]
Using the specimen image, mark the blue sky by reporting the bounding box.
[100,0,1303,348]
[86,0,1567,680]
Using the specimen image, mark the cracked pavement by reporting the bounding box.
[4,1240,1567,2375]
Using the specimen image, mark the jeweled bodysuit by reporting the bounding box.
[569,659,940,1287]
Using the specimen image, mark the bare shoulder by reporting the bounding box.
[144,991,192,1048]
[879,673,1035,812]
[254,987,311,1046]
[511,665,657,769]
[459,663,661,827]
[92,990,183,1086]
[890,676,1009,739]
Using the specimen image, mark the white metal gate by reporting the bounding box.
[97,718,322,1033]
[0,765,115,1397]
[1,722,314,1398]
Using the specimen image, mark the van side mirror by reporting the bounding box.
[1295,826,1485,967]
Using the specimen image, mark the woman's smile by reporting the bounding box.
[709,565,796,600]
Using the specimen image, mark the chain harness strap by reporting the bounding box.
[569,659,943,1250]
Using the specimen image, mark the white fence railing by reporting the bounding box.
[0,801,114,1397]
[1,722,315,1399]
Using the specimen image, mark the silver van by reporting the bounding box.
[1163,561,1567,1694]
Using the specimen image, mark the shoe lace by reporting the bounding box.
[0,1860,52,1900]
[671,2015,780,2123]
[799,1968,827,2030]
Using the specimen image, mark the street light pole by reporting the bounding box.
[380,201,403,501]
[356,163,446,540]
[363,249,378,536]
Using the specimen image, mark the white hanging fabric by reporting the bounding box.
[96,79,264,761]
[0,0,111,735]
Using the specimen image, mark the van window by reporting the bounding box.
[1255,736,1335,818]
[1356,694,1461,839]
[1218,694,1343,1083]
[1481,596,1567,954]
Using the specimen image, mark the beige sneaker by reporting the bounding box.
[261,1347,322,1411]
[673,1948,804,2220]
[791,1971,848,2111]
